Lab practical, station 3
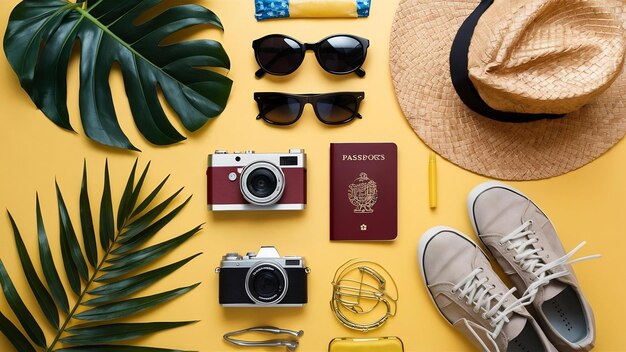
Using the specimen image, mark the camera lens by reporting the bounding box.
[247,168,277,198]
[245,263,288,305]
[254,271,280,298]
[240,162,285,206]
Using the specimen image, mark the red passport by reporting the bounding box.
[330,143,398,241]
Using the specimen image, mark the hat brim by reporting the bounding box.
[390,0,626,180]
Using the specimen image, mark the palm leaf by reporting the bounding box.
[56,180,88,294]
[120,188,184,240]
[62,321,196,345]
[0,261,46,348]
[131,175,170,218]
[75,284,199,321]
[56,181,90,282]
[79,160,98,267]
[85,253,201,305]
[113,197,192,255]
[0,161,201,351]
[4,0,232,151]
[117,160,139,231]
[36,194,70,314]
[99,160,115,249]
[6,212,59,329]
[0,312,35,352]
[56,346,190,352]
[99,225,202,281]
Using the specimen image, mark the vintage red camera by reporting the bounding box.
[207,149,307,211]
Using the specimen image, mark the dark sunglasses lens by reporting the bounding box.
[260,96,302,124]
[318,36,365,73]
[257,36,303,75]
[316,95,358,124]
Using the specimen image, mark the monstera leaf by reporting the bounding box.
[4,0,232,151]
[0,160,202,351]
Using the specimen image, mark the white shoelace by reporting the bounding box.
[452,268,527,338]
[452,220,599,339]
[500,220,601,305]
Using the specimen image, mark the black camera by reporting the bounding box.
[217,246,309,307]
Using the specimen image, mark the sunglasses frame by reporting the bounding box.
[255,92,365,126]
[253,34,370,78]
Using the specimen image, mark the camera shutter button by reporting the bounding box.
[224,253,241,260]
[247,252,257,258]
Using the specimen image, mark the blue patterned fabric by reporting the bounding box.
[356,0,370,17]
[255,0,371,20]
[255,1,290,20]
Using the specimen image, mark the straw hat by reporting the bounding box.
[390,0,626,180]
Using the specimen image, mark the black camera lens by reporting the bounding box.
[240,162,285,206]
[246,263,287,305]
[246,167,278,198]
[254,271,281,298]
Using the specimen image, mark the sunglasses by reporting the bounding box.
[253,34,370,78]
[255,92,365,126]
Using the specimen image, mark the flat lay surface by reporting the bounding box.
[0,0,625,351]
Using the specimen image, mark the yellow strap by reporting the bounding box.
[289,0,358,18]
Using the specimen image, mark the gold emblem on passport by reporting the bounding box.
[348,172,378,213]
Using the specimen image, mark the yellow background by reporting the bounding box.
[0,0,624,351]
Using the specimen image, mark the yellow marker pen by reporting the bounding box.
[429,152,438,208]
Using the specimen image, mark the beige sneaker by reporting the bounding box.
[468,182,599,352]
[418,226,557,352]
